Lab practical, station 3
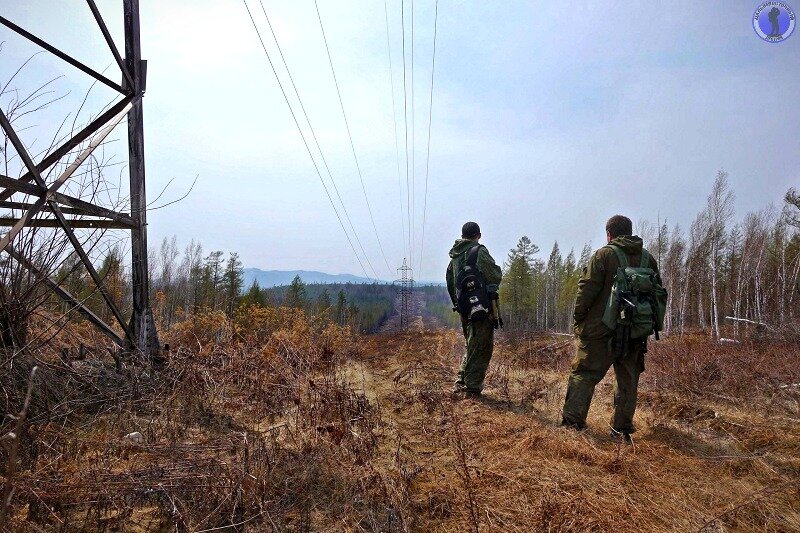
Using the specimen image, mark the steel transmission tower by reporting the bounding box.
[396,259,414,329]
[0,1,160,361]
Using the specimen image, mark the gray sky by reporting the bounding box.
[2,1,799,281]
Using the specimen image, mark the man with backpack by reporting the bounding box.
[561,215,667,441]
[446,222,503,397]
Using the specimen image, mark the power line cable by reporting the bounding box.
[418,0,439,279]
[410,0,416,269]
[400,0,413,265]
[384,0,408,262]
[258,0,380,280]
[241,0,372,280]
[314,0,394,278]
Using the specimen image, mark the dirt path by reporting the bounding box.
[377,290,439,333]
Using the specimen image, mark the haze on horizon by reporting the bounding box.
[1,0,798,282]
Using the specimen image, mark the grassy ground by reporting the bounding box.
[354,329,799,532]
[1,310,798,531]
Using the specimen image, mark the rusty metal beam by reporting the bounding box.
[86,0,134,91]
[125,0,160,360]
[0,201,92,217]
[0,174,40,196]
[0,95,137,202]
[0,199,135,228]
[0,15,125,94]
[0,218,131,230]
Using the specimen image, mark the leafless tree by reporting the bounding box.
[703,171,735,339]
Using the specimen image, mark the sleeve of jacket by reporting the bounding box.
[446,261,456,303]
[478,247,503,286]
[573,251,605,324]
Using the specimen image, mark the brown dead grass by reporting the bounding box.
[2,317,799,531]
[353,329,800,532]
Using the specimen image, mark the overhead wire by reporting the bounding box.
[400,0,413,267]
[241,0,372,280]
[384,0,408,264]
[314,0,394,278]
[258,0,380,280]
[410,0,416,272]
[417,0,439,279]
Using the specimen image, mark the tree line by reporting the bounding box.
[53,238,457,334]
[144,242,398,333]
[8,169,795,343]
[499,173,800,338]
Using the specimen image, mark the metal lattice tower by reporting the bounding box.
[396,258,414,329]
[0,1,160,360]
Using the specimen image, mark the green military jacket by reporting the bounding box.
[446,239,502,304]
[573,235,661,340]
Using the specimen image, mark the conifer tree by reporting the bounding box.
[285,275,308,309]
[785,188,800,228]
[500,236,538,330]
[335,290,347,325]
[222,252,244,316]
[316,288,332,316]
[200,251,224,310]
[241,280,266,308]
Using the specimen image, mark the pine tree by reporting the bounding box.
[578,243,592,269]
[500,236,538,330]
[560,249,580,330]
[200,251,225,310]
[335,290,347,325]
[183,240,204,313]
[545,242,563,329]
[316,288,332,316]
[221,252,244,316]
[285,275,307,309]
[785,188,800,228]
[347,301,360,328]
[240,280,266,308]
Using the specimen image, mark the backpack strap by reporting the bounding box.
[607,244,628,269]
[640,248,651,268]
[465,245,481,268]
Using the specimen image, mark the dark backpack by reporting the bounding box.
[455,245,491,322]
[602,245,667,341]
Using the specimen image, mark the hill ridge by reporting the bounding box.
[243,267,376,288]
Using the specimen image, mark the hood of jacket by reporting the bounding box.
[449,239,480,258]
[609,235,644,254]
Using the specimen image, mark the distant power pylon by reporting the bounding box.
[395,259,414,329]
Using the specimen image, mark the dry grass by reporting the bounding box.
[355,329,800,532]
[1,316,799,531]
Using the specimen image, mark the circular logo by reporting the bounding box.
[753,2,796,42]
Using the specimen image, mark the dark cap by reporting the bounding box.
[461,221,481,239]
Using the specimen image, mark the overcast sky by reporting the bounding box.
[1,1,799,281]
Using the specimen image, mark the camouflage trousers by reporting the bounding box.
[458,317,495,392]
[561,336,646,433]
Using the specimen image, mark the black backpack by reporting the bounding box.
[455,245,491,322]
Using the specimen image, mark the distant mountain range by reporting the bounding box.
[242,268,445,288]
[243,268,377,288]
